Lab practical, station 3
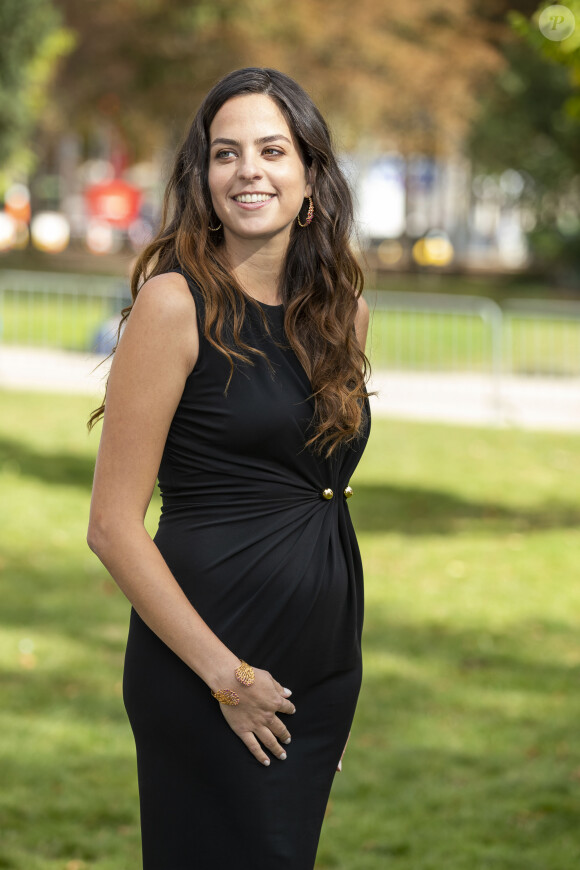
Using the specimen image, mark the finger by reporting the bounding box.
[272,678,292,698]
[278,698,297,715]
[256,727,288,761]
[239,732,271,767]
[268,715,292,744]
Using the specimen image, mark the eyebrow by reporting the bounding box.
[210,134,292,148]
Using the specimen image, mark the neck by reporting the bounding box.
[223,231,289,305]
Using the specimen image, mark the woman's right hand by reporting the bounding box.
[217,668,296,766]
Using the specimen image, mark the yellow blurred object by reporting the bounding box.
[412,230,454,267]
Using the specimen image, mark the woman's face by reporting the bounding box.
[207,93,312,249]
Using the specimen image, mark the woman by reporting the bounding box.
[87,67,371,870]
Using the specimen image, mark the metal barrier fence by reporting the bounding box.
[2,270,580,378]
[366,290,503,374]
[502,298,580,377]
[366,289,580,378]
[0,270,128,353]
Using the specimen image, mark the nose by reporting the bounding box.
[237,149,262,180]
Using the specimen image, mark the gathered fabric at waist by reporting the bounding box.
[158,474,354,518]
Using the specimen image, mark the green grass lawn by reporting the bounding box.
[1,390,579,869]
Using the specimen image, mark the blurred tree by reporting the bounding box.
[232,0,508,154]
[0,0,74,187]
[466,1,580,284]
[48,0,520,159]
[49,0,245,158]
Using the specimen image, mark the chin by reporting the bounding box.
[228,219,293,241]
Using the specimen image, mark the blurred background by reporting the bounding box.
[1,2,580,869]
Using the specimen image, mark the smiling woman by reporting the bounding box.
[87,67,371,870]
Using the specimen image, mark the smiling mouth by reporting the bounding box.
[233,193,275,203]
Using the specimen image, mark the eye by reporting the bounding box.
[215,149,236,159]
[263,147,284,157]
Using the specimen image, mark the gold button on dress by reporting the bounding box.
[343,485,354,498]
[322,488,334,500]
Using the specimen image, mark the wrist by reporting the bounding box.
[207,656,256,700]
[205,652,248,695]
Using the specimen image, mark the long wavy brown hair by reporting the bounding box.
[88,67,371,456]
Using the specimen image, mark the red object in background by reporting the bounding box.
[6,200,31,224]
[85,179,142,228]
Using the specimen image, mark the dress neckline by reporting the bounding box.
[257,300,284,310]
[242,292,284,310]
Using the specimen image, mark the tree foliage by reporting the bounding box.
[0,0,74,181]
[466,2,580,280]
[49,0,518,158]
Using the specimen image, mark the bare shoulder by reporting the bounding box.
[124,270,199,375]
[354,294,370,351]
[356,294,369,321]
[132,270,196,322]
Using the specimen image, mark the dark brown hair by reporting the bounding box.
[88,67,370,455]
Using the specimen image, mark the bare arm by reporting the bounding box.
[355,294,370,352]
[87,272,294,765]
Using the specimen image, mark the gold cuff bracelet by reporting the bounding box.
[211,659,255,705]
[235,660,255,686]
[210,688,240,705]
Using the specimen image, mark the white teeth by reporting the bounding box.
[234,193,273,203]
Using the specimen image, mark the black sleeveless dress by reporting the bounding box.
[122,269,371,870]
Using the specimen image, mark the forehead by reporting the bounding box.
[209,93,293,141]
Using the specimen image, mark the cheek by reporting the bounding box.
[279,165,310,201]
[208,165,229,200]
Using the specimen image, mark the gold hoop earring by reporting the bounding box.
[209,221,222,231]
[297,196,314,227]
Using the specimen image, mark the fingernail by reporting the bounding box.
[284,737,292,744]
[279,752,287,761]
[263,758,270,767]
[283,688,292,696]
